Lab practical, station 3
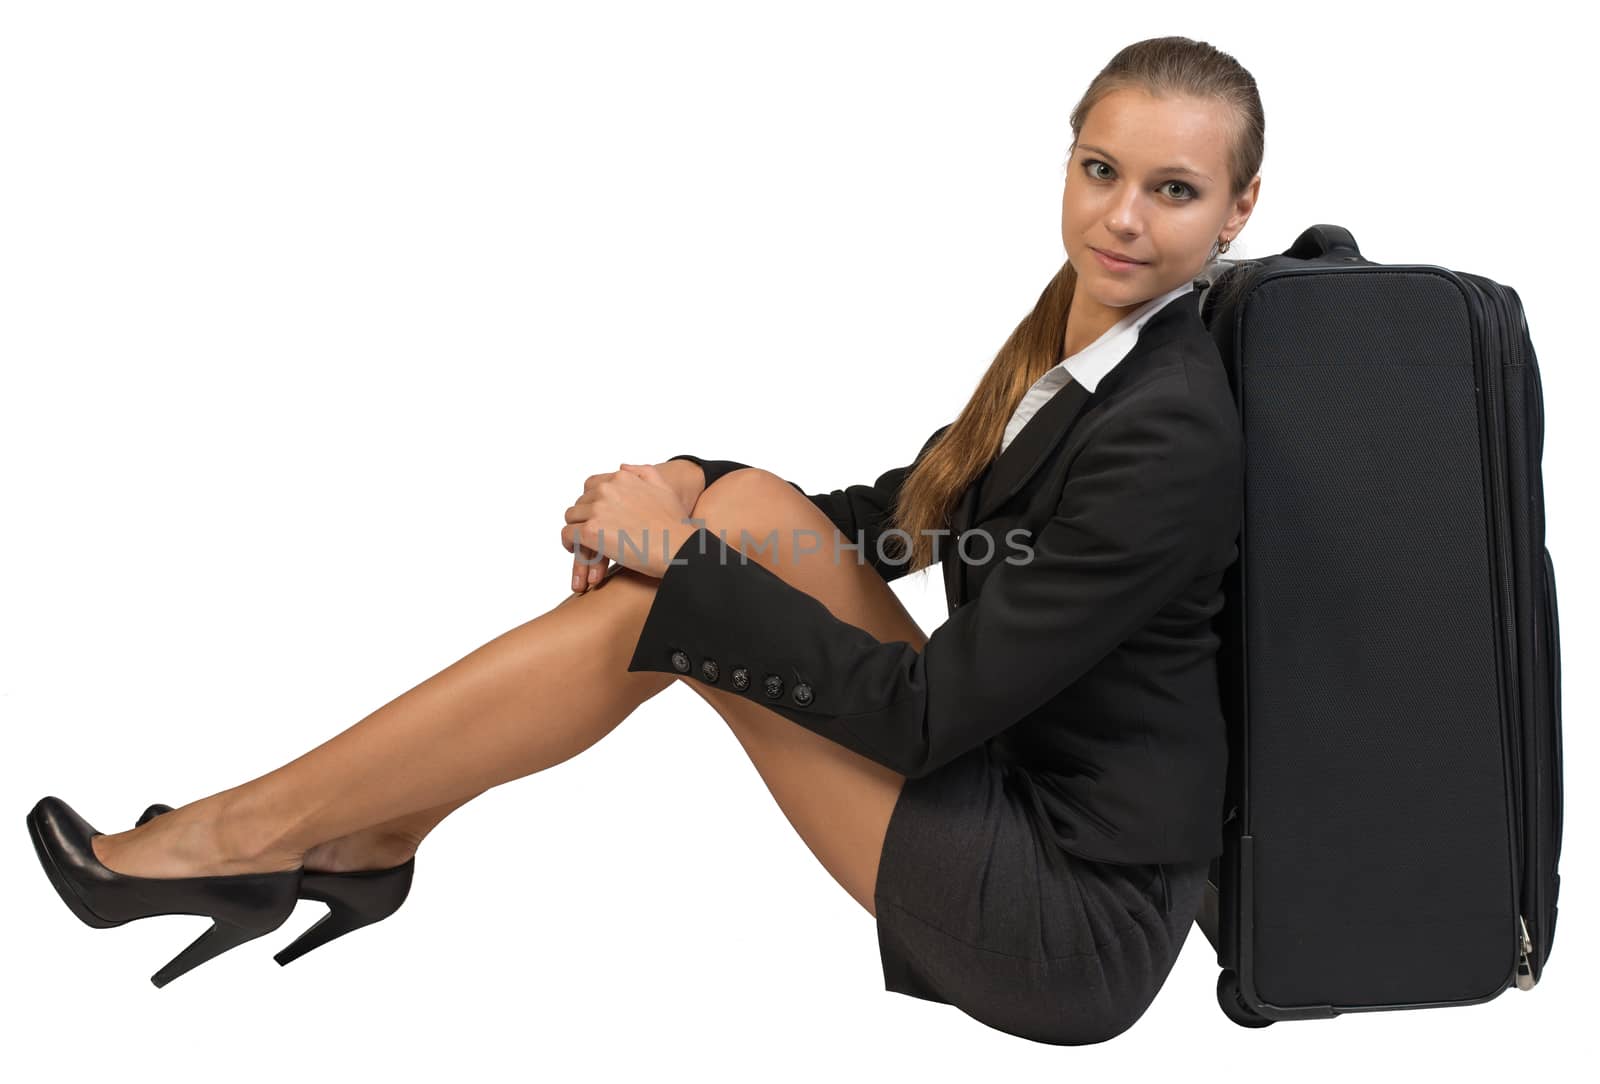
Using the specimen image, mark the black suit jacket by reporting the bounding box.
[628,288,1243,864]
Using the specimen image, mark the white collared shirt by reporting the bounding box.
[999,279,1197,454]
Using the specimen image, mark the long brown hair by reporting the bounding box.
[884,35,1264,575]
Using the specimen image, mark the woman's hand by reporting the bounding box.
[564,463,701,586]
[568,460,705,592]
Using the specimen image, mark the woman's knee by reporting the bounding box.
[696,466,794,511]
[693,469,836,561]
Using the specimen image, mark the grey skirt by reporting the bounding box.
[872,742,1211,1046]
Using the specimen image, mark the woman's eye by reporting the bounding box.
[1082,159,1196,201]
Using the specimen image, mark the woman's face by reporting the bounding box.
[1060,88,1258,320]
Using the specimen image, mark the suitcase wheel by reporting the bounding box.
[1217,970,1273,1028]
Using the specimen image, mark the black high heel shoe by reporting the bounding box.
[26,795,302,987]
[137,803,415,966]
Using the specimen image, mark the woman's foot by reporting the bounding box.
[89,796,302,880]
[301,829,420,874]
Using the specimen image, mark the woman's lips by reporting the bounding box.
[1090,246,1147,272]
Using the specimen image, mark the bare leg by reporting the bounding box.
[92,571,677,879]
[294,793,480,874]
[296,590,625,872]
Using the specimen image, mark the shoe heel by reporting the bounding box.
[273,906,367,966]
[152,917,275,988]
[273,860,414,966]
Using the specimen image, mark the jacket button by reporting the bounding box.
[731,667,750,691]
[700,658,719,683]
[792,682,813,707]
[669,649,691,674]
[763,674,784,699]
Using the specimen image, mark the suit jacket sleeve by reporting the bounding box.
[667,421,953,585]
[634,381,1240,779]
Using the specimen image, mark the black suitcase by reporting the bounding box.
[1192,224,1565,1026]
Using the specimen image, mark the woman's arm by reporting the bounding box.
[629,382,1241,779]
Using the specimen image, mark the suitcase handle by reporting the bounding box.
[1282,224,1363,262]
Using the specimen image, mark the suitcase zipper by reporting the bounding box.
[1493,284,1550,992]
[1463,273,1535,989]
[1516,913,1534,990]
[1523,307,1562,983]
[1528,314,1561,980]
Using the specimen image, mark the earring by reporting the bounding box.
[1218,237,1232,254]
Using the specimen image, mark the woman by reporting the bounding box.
[29,35,1260,1044]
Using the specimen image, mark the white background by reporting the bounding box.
[3,1,1590,1079]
